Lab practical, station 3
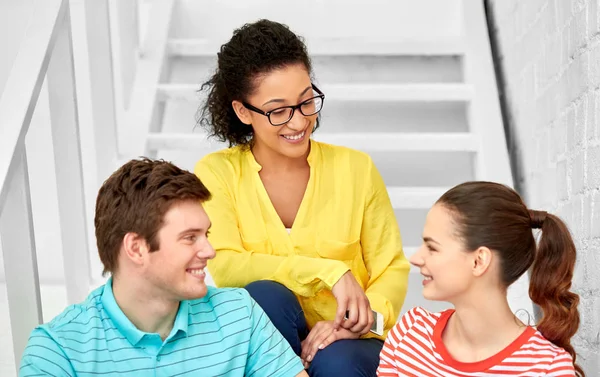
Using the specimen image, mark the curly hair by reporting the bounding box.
[197,19,318,147]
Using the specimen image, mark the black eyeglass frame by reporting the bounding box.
[242,84,325,126]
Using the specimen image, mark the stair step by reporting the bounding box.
[314,132,478,152]
[168,37,466,57]
[388,186,445,209]
[157,83,474,103]
[145,133,479,153]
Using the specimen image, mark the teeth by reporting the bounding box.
[283,131,305,140]
[423,276,433,280]
[188,269,205,276]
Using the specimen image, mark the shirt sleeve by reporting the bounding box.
[195,159,350,297]
[377,308,421,376]
[544,350,576,376]
[19,328,76,377]
[241,290,305,377]
[360,157,410,338]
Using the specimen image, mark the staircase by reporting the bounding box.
[0,0,533,375]
[119,0,532,316]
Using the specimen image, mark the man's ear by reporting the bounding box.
[232,100,253,125]
[122,232,148,267]
[472,246,493,277]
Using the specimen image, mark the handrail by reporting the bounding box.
[0,0,67,367]
[83,0,120,184]
[0,0,91,369]
[0,0,66,206]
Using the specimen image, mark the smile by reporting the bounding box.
[187,268,206,278]
[281,130,305,141]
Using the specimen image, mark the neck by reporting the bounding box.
[112,275,180,340]
[251,140,310,173]
[446,287,526,356]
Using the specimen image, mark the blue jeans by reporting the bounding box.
[245,280,383,377]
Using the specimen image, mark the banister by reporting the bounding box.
[0,0,67,207]
[0,0,91,369]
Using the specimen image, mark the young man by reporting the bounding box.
[20,159,306,377]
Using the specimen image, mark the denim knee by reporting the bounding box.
[245,280,308,355]
[308,339,383,377]
[245,280,297,303]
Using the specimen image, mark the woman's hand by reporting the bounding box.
[300,321,359,368]
[331,271,374,334]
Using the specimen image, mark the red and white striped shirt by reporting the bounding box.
[377,307,575,377]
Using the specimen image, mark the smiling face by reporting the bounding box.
[232,63,319,159]
[409,204,479,303]
[142,200,215,302]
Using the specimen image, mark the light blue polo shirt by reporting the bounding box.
[19,280,304,377]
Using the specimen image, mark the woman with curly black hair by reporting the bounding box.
[195,19,409,377]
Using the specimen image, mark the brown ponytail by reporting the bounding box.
[529,211,584,377]
[437,182,584,376]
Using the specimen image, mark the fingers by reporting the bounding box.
[350,298,372,334]
[333,297,349,330]
[349,306,366,333]
[300,340,310,368]
[342,299,359,330]
[301,358,310,369]
[318,330,339,351]
[331,271,373,334]
[301,323,333,363]
[321,327,361,349]
[302,325,333,363]
[307,331,330,362]
[354,304,374,335]
[331,271,350,330]
[300,335,313,362]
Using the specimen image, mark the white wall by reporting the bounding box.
[488,0,600,374]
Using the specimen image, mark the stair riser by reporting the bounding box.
[168,56,464,85]
[171,0,464,41]
[163,99,470,134]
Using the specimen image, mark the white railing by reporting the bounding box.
[0,0,143,368]
[0,0,93,367]
[83,0,120,183]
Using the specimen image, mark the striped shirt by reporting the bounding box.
[377,307,576,377]
[19,281,304,377]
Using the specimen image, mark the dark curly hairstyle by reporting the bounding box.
[197,19,318,147]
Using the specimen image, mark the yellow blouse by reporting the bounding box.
[194,140,409,339]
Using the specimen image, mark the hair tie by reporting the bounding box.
[529,209,547,229]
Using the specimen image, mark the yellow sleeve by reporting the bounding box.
[360,158,410,336]
[195,159,349,297]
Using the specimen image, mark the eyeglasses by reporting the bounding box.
[242,84,325,126]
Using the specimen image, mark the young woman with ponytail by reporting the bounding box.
[377,181,584,376]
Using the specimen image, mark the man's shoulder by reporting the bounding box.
[23,286,107,362]
[183,287,256,348]
[188,286,253,315]
[41,285,104,332]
